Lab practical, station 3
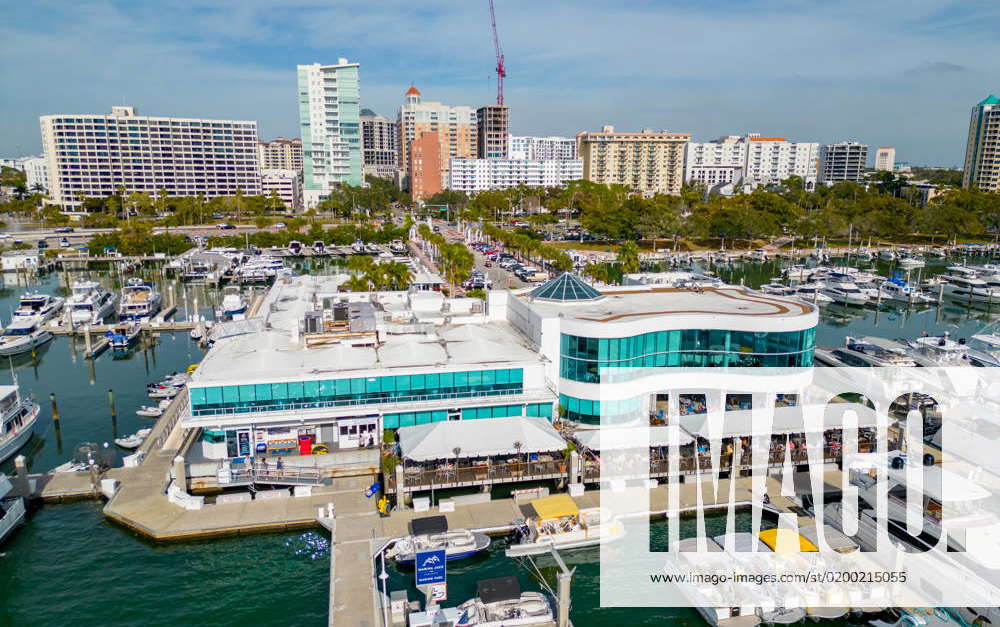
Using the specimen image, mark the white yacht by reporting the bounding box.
[67,279,117,324]
[0,317,53,356]
[758,283,796,297]
[898,254,925,269]
[118,278,162,321]
[792,283,834,304]
[13,292,64,322]
[876,281,936,305]
[940,274,997,304]
[820,278,869,305]
[840,337,920,367]
[898,334,976,367]
[0,383,40,464]
[390,239,407,254]
[1,472,27,545]
[852,452,1000,569]
[216,286,247,319]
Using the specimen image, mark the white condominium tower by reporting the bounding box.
[448,158,583,193]
[684,134,819,190]
[297,59,362,207]
[963,94,1000,192]
[577,125,690,195]
[874,147,896,172]
[39,106,260,208]
[508,136,577,161]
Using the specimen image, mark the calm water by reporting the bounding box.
[2,256,998,626]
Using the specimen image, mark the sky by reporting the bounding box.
[1,0,998,166]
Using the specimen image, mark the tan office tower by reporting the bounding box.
[258,137,303,171]
[476,105,509,158]
[397,86,477,197]
[963,94,1000,191]
[576,125,690,195]
[874,147,895,172]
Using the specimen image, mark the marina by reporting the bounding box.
[2,246,1000,627]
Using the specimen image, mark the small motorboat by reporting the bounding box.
[136,405,163,417]
[388,515,491,564]
[408,577,555,627]
[506,494,625,557]
[50,460,89,473]
[147,385,180,399]
[114,428,152,449]
[105,322,141,349]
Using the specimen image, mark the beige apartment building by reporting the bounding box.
[258,137,303,171]
[397,86,477,199]
[577,125,690,195]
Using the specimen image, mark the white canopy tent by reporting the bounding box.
[574,426,694,450]
[679,403,878,440]
[397,417,567,462]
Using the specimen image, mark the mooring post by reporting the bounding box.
[108,389,116,418]
[50,393,60,426]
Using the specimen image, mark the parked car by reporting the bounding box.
[60,237,71,248]
[274,222,287,228]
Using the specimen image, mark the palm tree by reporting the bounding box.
[617,241,641,275]
[363,264,389,290]
[383,261,414,291]
[347,254,374,274]
[342,275,369,292]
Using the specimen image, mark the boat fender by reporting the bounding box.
[923,453,935,467]
[891,456,906,470]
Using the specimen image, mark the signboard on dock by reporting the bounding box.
[415,549,446,586]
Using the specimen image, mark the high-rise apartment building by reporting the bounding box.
[963,95,1000,192]
[258,137,303,171]
[744,135,819,187]
[508,136,577,161]
[476,105,509,159]
[397,86,477,199]
[577,125,690,195]
[297,59,362,207]
[39,106,260,208]
[874,147,896,172]
[360,109,399,181]
[448,158,583,193]
[818,141,868,183]
[685,134,818,190]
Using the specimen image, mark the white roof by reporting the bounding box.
[574,426,694,450]
[680,403,877,439]
[398,417,567,461]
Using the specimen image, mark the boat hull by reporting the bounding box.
[0,405,38,464]
[0,331,53,357]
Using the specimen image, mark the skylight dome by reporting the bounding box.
[529,273,604,302]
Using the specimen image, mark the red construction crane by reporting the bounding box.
[488,0,506,106]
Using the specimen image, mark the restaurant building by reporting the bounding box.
[182,272,817,464]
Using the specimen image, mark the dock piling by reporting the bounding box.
[50,393,60,425]
[108,389,116,418]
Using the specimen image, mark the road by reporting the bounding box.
[431,219,528,290]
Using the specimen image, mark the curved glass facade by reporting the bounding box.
[559,394,642,425]
[560,329,815,383]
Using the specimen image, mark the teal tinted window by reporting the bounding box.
[189,368,525,416]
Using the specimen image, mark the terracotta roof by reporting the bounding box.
[748,136,787,142]
[406,85,421,96]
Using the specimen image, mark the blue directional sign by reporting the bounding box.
[415,549,447,586]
